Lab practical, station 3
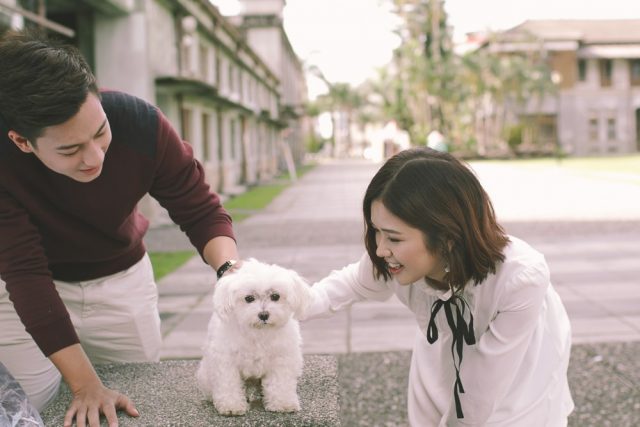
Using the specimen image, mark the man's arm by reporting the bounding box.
[50,344,138,427]
[148,109,237,268]
[202,235,240,275]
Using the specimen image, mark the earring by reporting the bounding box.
[444,264,450,273]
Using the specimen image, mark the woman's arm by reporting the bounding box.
[304,252,395,320]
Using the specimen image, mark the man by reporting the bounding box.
[0,29,239,426]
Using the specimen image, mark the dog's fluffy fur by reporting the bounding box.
[196,258,313,416]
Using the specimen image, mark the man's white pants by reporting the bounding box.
[0,254,162,411]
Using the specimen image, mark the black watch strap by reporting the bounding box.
[216,260,237,279]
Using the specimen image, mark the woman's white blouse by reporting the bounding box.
[305,236,574,426]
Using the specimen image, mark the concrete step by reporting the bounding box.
[41,356,339,426]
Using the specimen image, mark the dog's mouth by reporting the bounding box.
[252,321,276,329]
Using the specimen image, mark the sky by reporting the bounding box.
[211,0,640,97]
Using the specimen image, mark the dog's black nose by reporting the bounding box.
[258,311,269,321]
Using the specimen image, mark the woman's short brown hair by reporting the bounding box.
[363,147,509,292]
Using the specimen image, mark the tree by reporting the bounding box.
[383,1,557,155]
[307,65,365,156]
[389,0,456,145]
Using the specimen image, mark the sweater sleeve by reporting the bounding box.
[303,252,395,320]
[0,186,79,356]
[149,110,234,257]
[444,261,551,426]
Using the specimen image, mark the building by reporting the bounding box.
[488,19,640,156]
[232,0,310,169]
[0,0,307,222]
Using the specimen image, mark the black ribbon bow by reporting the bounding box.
[426,293,476,419]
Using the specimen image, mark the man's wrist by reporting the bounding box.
[216,259,237,279]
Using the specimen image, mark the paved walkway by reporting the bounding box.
[147,158,640,357]
[144,157,640,426]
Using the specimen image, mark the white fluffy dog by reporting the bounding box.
[196,258,313,416]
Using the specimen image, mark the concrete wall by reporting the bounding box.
[94,6,154,103]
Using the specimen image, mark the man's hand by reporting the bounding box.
[220,259,243,278]
[64,381,138,427]
[49,344,139,427]
[202,235,240,278]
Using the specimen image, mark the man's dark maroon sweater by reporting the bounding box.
[0,91,234,356]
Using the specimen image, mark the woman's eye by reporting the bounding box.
[244,295,255,303]
[270,293,280,302]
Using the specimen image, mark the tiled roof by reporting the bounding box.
[503,19,640,44]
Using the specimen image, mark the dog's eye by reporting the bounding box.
[270,293,280,302]
[244,295,255,303]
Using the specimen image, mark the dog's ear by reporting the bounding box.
[287,271,313,320]
[213,278,236,320]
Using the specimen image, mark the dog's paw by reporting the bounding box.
[214,400,249,416]
[264,397,301,413]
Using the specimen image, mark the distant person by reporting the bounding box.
[427,130,448,152]
[304,147,574,426]
[0,29,240,426]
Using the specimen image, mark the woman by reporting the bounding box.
[304,147,574,426]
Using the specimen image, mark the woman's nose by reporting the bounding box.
[376,241,390,258]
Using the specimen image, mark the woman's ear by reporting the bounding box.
[7,130,34,153]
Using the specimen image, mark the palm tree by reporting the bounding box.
[307,65,365,156]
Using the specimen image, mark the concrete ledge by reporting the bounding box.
[41,355,340,426]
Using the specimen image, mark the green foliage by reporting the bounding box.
[148,164,317,279]
[149,251,195,281]
[304,101,322,118]
[224,165,316,222]
[358,1,558,155]
[225,184,286,212]
[305,133,325,153]
[503,124,524,152]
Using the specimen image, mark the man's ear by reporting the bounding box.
[7,130,35,153]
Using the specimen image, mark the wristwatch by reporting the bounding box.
[216,260,237,279]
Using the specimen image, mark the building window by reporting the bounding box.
[630,59,640,86]
[220,58,228,93]
[230,118,236,159]
[199,43,209,82]
[181,42,193,77]
[210,47,217,86]
[578,59,587,82]
[233,67,240,96]
[202,113,210,161]
[607,117,616,141]
[540,123,556,143]
[181,108,192,144]
[588,118,599,142]
[228,63,234,93]
[600,59,613,87]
